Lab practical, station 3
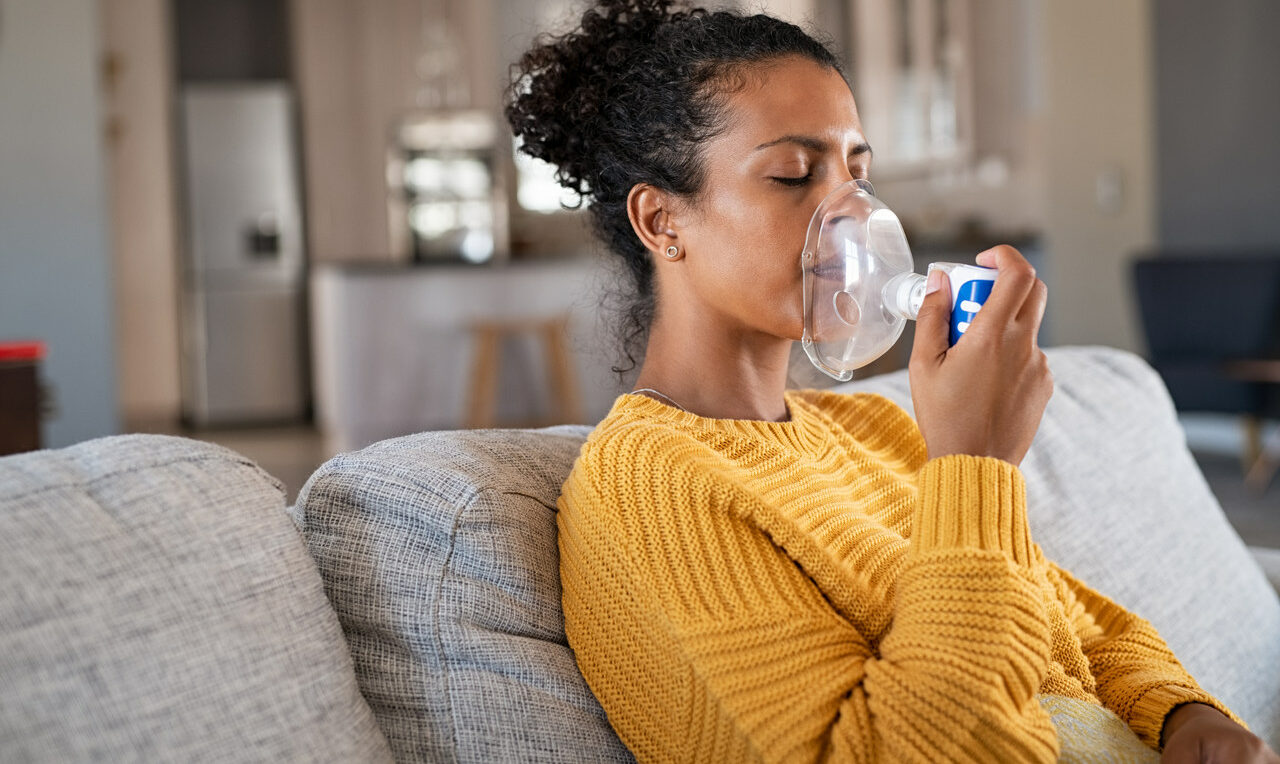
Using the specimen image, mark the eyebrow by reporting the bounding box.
[753,135,873,158]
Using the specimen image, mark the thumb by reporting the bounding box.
[911,269,952,365]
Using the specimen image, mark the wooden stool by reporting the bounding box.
[1226,360,1280,493]
[465,313,583,429]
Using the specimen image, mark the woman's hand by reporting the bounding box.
[1160,703,1280,763]
[908,245,1052,466]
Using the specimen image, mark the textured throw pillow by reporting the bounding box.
[0,435,393,762]
[835,345,1280,748]
[293,426,632,763]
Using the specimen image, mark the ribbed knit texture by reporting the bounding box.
[557,390,1241,763]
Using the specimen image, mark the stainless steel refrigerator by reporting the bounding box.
[177,82,309,426]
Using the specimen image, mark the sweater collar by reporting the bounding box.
[617,390,830,456]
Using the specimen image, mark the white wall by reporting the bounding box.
[0,0,119,447]
[1040,0,1155,352]
[100,0,183,426]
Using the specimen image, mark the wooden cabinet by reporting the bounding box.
[0,342,46,456]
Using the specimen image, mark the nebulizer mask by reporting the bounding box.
[800,179,996,381]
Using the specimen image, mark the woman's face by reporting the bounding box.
[668,55,872,341]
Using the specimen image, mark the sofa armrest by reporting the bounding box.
[0,434,393,762]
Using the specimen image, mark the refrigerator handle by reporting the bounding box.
[245,211,281,260]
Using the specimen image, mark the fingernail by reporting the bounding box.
[926,270,944,294]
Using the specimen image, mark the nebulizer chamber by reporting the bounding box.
[800,179,996,381]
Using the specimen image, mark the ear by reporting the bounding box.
[626,183,682,259]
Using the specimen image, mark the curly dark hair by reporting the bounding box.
[504,0,845,374]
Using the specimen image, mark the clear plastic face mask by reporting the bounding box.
[800,179,918,381]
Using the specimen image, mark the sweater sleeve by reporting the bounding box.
[559,452,1061,763]
[1043,561,1245,749]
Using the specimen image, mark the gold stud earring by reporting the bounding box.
[664,245,680,259]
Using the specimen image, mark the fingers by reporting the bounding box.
[909,269,952,367]
[970,246,1040,339]
[1016,278,1049,347]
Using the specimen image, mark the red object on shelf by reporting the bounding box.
[0,341,46,363]
[0,340,45,455]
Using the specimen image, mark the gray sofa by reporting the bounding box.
[2,346,1278,762]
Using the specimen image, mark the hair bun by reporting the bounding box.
[505,0,688,198]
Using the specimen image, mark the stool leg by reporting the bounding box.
[1244,421,1279,495]
[466,326,501,429]
[543,317,583,424]
[1245,452,1279,495]
[1243,416,1263,477]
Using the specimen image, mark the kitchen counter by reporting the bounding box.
[310,256,626,452]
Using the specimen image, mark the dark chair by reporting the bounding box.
[1131,254,1280,486]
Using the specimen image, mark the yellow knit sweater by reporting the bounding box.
[556,390,1241,763]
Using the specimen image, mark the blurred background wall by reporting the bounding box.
[0,0,119,446]
[1040,0,1155,353]
[1155,0,1280,250]
[101,0,182,430]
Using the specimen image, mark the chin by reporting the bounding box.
[768,316,806,344]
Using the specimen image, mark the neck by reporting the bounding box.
[634,313,793,422]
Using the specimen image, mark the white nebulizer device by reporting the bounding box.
[800,179,998,381]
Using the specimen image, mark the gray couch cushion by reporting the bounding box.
[836,346,1280,748]
[0,435,393,763]
[293,426,631,763]
[296,345,1280,760]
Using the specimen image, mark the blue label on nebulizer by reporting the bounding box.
[950,277,994,346]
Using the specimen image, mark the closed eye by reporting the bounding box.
[771,175,811,187]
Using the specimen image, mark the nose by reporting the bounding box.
[815,174,870,206]
[820,168,857,198]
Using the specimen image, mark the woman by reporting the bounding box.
[505,1,1276,761]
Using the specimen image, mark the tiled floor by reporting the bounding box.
[170,418,1280,549]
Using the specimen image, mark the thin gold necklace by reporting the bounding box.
[631,387,686,411]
